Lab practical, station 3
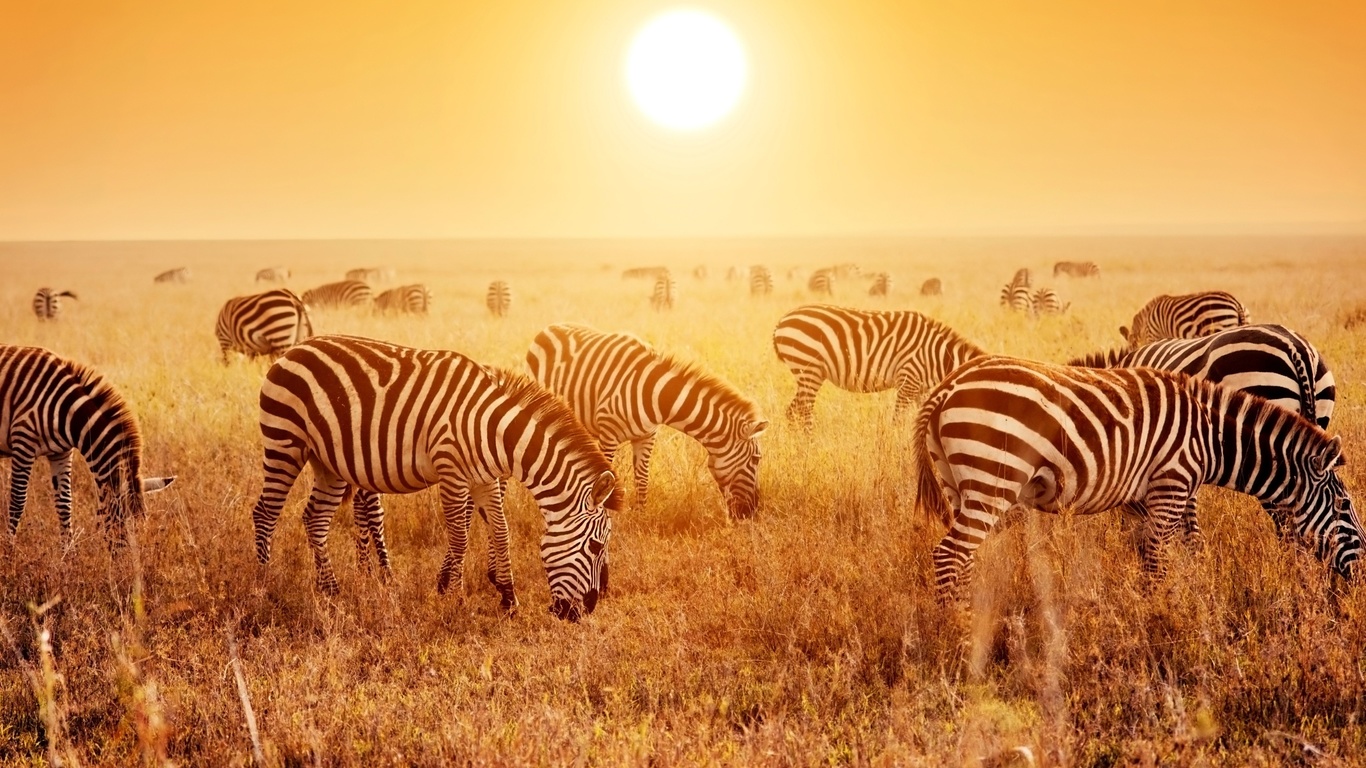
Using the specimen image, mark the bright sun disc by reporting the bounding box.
[626,9,747,131]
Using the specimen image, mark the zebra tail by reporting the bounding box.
[911,395,951,527]
[58,291,78,300]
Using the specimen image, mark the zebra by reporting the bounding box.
[375,284,432,315]
[255,266,291,283]
[1,345,175,542]
[527,324,768,519]
[32,289,77,321]
[486,280,512,317]
[1010,268,1032,287]
[914,356,1361,601]
[154,267,190,284]
[1031,287,1068,316]
[831,263,861,279]
[301,280,373,309]
[772,304,987,430]
[920,278,943,297]
[808,269,835,296]
[250,335,617,621]
[868,272,892,297]
[650,273,676,310]
[1000,283,1032,313]
[1054,260,1100,278]
[215,288,313,364]
[749,266,774,296]
[622,266,669,280]
[1121,291,1249,348]
[345,267,393,283]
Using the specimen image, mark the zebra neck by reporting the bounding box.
[72,398,139,487]
[1203,393,1293,505]
[649,366,735,444]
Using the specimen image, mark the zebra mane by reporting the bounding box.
[70,360,144,479]
[1066,348,1129,368]
[658,354,764,422]
[1183,372,1334,452]
[916,312,988,359]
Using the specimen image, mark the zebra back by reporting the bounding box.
[920,278,942,296]
[215,288,312,360]
[749,266,773,296]
[1122,291,1250,347]
[375,284,432,314]
[486,281,512,317]
[301,280,373,309]
[255,266,290,283]
[650,274,676,310]
[154,267,190,284]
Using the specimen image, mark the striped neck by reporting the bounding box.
[646,358,756,448]
[69,373,143,493]
[1201,382,1310,505]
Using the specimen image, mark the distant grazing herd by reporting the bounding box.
[8,258,1361,625]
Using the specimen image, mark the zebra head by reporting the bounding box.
[708,418,768,519]
[546,470,617,622]
[1275,435,1361,579]
[97,470,176,540]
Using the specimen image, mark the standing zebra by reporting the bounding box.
[868,272,893,297]
[1000,269,1033,312]
[1121,291,1249,347]
[773,304,987,430]
[623,266,669,280]
[485,280,512,317]
[32,288,77,321]
[920,278,943,297]
[251,335,617,621]
[749,265,774,296]
[154,267,190,284]
[527,324,768,519]
[375,284,432,315]
[255,266,291,283]
[215,288,313,363]
[914,356,1361,601]
[1,346,175,541]
[1054,260,1100,278]
[650,273,677,310]
[808,269,835,296]
[301,280,373,309]
[345,267,384,283]
[1031,287,1068,315]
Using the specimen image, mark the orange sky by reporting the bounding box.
[2,1,1363,239]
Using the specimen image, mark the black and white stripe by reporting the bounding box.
[749,266,774,296]
[1031,288,1067,316]
[772,304,987,430]
[301,280,373,309]
[1121,291,1249,347]
[1000,284,1032,313]
[914,356,1361,600]
[1053,260,1100,278]
[808,269,835,296]
[1,346,174,541]
[650,273,677,310]
[255,266,291,283]
[375,284,432,315]
[32,288,77,321]
[868,272,893,297]
[215,289,313,363]
[154,267,190,284]
[251,335,617,621]
[486,280,512,317]
[527,324,768,519]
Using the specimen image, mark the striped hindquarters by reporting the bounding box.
[215,289,312,361]
[808,269,835,295]
[376,284,432,315]
[486,281,512,317]
[1053,260,1100,278]
[650,273,676,310]
[1122,291,1249,347]
[32,288,76,320]
[1000,283,1032,312]
[1031,288,1067,315]
[301,280,373,309]
[868,272,892,297]
[255,266,290,283]
[749,266,773,296]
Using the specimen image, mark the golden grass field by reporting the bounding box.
[2,237,1365,766]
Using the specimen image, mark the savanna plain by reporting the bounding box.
[2,237,1366,767]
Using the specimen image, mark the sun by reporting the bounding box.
[625,9,748,131]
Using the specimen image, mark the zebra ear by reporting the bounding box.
[590,471,616,507]
[1317,436,1345,474]
[746,420,769,439]
[141,476,176,494]
[1119,326,1130,341]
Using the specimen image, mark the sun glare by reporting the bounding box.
[625,9,748,131]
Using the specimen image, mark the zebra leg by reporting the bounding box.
[7,450,36,537]
[301,467,350,595]
[251,443,307,564]
[931,491,1008,603]
[49,451,74,535]
[435,481,473,595]
[1182,497,1205,551]
[1137,493,1192,579]
[352,488,391,581]
[630,433,657,510]
[892,375,923,421]
[784,373,822,431]
[473,479,517,612]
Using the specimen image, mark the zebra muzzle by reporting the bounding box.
[549,597,583,623]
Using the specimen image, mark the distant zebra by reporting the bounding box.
[1000,283,1032,313]
[32,288,77,321]
[215,288,313,363]
[528,325,768,519]
[154,267,190,284]
[375,284,432,315]
[251,335,617,621]
[255,266,291,283]
[808,269,835,296]
[345,267,384,283]
[831,263,861,279]
[1031,287,1068,315]
[773,304,987,430]
[868,272,892,297]
[726,266,743,281]
[1121,291,1249,347]
[650,274,677,310]
[1054,260,1100,278]
[1010,268,1032,287]
[749,266,774,296]
[486,281,512,317]
[693,266,709,280]
[623,266,669,280]
[920,278,943,297]
[301,280,373,309]
[1,346,175,541]
[914,356,1361,601]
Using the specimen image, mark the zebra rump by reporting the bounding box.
[375,284,432,315]
[920,278,943,297]
[1121,290,1250,347]
[486,281,512,317]
[215,288,313,362]
[33,288,77,320]
[650,274,677,310]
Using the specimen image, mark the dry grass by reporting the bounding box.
[1,236,1365,766]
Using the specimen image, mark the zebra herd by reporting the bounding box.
[623,263,941,305]
[6,267,1362,625]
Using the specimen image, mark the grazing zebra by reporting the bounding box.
[32,289,77,321]
[773,304,987,430]
[1054,260,1100,278]
[486,280,512,317]
[1121,291,1249,347]
[749,266,774,296]
[215,289,313,364]
[344,267,390,283]
[251,335,617,621]
[1000,283,1032,313]
[1031,287,1068,316]
[622,266,669,280]
[920,278,943,297]
[914,356,1361,601]
[154,267,190,284]
[375,284,432,315]
[301,280,373,309]
[808,269,835,296]
[650,274,677,310]
[255,266,291,283]
[1,346,175,541]
[527,324,768,519]
[868,272,893,297]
